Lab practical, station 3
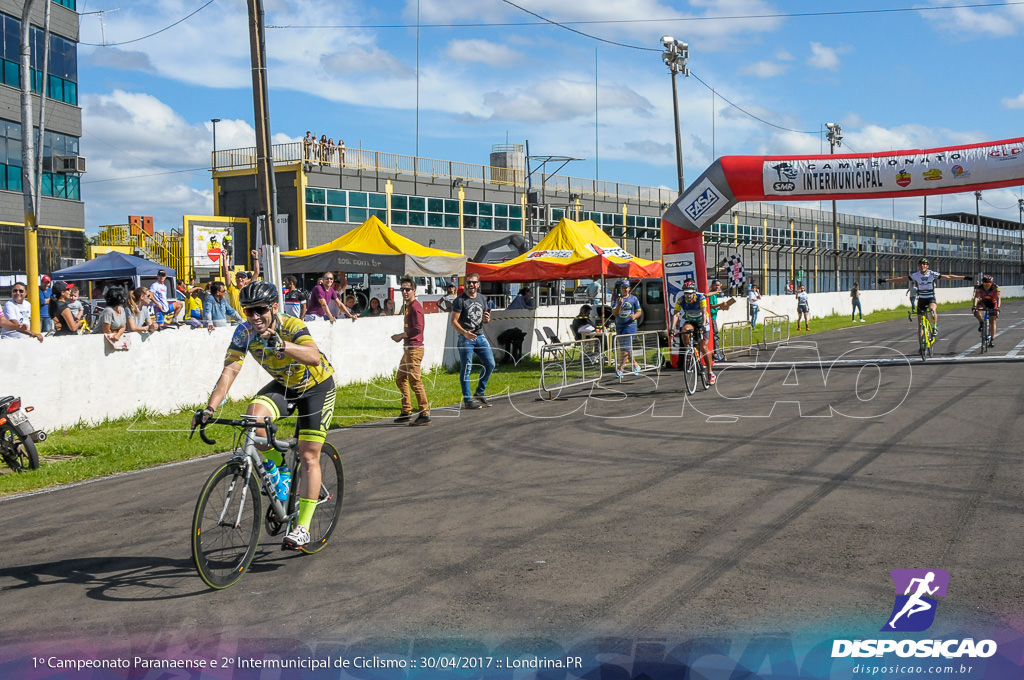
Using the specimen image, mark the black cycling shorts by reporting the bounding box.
[916,297,935,314]
[251,377,336,443]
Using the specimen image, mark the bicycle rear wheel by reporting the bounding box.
[191,461,261,589]
[291,442,345,554]
[682,348,698,394]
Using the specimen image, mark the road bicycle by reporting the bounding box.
[915,309,936,361]
[675,326,711,394]
[974,306,994,354]
[190,413,344,589]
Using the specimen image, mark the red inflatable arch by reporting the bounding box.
[660,136,1024,362]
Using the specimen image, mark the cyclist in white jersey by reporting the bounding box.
[881,258,971,337]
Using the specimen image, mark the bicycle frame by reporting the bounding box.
[916,309,935,360]
[201,415,298,524]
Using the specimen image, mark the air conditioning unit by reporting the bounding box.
[41,155,86,173]
[59,156,86,173]
[60,257,84,268]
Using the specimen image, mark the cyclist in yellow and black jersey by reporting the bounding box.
[226,313,334,390]
[192,281,336,551]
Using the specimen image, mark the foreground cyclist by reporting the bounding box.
[671,280,716,385]
[191,281,336,551]
[881,258,970,339]
[973,274,1000,347]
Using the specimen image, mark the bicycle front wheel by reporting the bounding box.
[291,442,344,554]
[191,461,262,589]
[682,348,698,394]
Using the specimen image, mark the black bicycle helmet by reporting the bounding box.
[918,257,929,265]
[682,282,698,294]
[238,280,278,308]
[982,274,993,283]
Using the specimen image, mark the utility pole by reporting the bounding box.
[20,0,40,332]
[826,122,843,292]
[246,0,282,292]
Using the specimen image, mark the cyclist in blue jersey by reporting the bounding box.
[671,280,716,385]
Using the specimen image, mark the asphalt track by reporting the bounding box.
[2,302,1023,663]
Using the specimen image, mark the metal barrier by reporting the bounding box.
[761,314,791,349]
[719,321,754,357]
[611,330,662,375]
[539,337,605,393]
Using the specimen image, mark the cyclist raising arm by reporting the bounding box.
[191,281,336,551]
[880,258,971,338]
[973,274,1000,347]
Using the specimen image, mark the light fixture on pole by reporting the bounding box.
[661,36,689,194]
[826,122,843,291]
[210,118,221,172]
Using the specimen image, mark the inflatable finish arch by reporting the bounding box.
[660,135,1024,306]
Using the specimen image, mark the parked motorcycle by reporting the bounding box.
[0,396,45,472]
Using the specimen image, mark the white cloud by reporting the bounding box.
[480,80,650,123]
[741,61,789,77]
[923,5,1023,37]
[444,39,524,67]
[1002,91,1024,109]
[807,42,845,71]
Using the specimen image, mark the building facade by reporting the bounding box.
[0,0,85,282]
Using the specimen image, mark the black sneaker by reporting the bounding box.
[988,340,995,348]
[410,413,432,426]
[463,399,481,410]
[474,394,491,407]
[394,413,413,424]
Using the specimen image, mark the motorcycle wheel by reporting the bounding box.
[18,438,39,470]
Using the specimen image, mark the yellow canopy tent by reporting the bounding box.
[467,218,662,282]
[281,216,467,276]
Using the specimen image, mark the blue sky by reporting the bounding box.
[74,0,1024,233]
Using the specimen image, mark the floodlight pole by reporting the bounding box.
[826,122,843,291]
[661,37,689,194]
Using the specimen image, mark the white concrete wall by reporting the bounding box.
[6,285,1017,432]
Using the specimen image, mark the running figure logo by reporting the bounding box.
[882,568,949,632]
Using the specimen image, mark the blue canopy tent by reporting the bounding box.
[50,251,176,293]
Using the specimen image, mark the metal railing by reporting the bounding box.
[539,337,605,393]
[97,225,188,281]
[213,142,677,208]
[611,330,662,375]
[718,321,754,357]
[761,314,791,350]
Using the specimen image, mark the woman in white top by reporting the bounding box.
[747,284,761,329]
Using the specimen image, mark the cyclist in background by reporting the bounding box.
[972,275,1000,347]
[881,258,971,338]
[191,281,337,551]
[671,280,716,385]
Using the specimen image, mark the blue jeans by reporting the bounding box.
[749,306,759,329]
[457,334,495,400]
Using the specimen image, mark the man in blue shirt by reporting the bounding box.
[39,275,52,332]
[203,281,244,329]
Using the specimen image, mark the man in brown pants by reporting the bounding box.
[391,274,431,426]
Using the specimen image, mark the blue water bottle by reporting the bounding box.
[276,465,291,502]
[262,459,280,493]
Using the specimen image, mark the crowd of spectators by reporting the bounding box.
[303,132,346,167]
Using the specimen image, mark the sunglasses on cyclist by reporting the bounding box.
[244,306,271,316]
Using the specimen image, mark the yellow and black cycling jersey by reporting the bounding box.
[225,314,334,391]
[673,292,709,325]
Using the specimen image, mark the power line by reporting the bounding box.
[80,0,219,47]
[269,1,1024,30]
